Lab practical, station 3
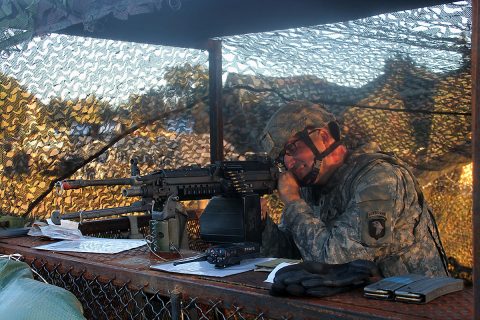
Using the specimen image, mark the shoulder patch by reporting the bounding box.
[358,200,393,246]
[368,213,386,240]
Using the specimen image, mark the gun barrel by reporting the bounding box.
[122,186,147,197]
[57,178,136,190]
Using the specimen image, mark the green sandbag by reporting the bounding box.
[0,258,85,320]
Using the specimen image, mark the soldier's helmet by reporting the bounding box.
[260,100,340,160]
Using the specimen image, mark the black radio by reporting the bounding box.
[173,242,260,268]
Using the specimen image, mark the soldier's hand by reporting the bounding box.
[278,171,301,205]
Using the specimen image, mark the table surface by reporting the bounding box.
[0,236,473,320]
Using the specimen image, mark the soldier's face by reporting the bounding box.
[283,129,324,181]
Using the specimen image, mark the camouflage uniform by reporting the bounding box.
[260,101,448,277]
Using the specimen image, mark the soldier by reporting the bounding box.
[260,100,448,277]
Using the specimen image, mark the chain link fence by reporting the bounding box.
[24,256,271,320]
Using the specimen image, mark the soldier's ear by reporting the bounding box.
[318,128,330,143]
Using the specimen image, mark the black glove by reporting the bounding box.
[270,259,379,297]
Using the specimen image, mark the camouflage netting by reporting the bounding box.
[0,1,473,281]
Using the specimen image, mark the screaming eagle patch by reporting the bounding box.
[367,211,386,239]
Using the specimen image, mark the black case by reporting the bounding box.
[199,194,262,244]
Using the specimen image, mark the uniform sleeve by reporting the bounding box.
[281,161,404,264]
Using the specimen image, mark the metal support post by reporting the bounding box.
[208,39,224,163]
[471,0,480,318]
[170,289,182,320]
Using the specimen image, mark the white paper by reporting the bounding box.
[34,238,146,254]
[265,262,298,283]
[151,258,273,277]
[60,220,80,230]
[46,218,80,230]
[28,223,86,240]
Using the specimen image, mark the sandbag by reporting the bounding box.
[0,258,85,320]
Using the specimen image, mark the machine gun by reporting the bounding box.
[52,156,280,252]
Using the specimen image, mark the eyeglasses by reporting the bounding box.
[282,129,320,157]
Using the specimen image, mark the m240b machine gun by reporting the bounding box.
[52,157,280,252]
